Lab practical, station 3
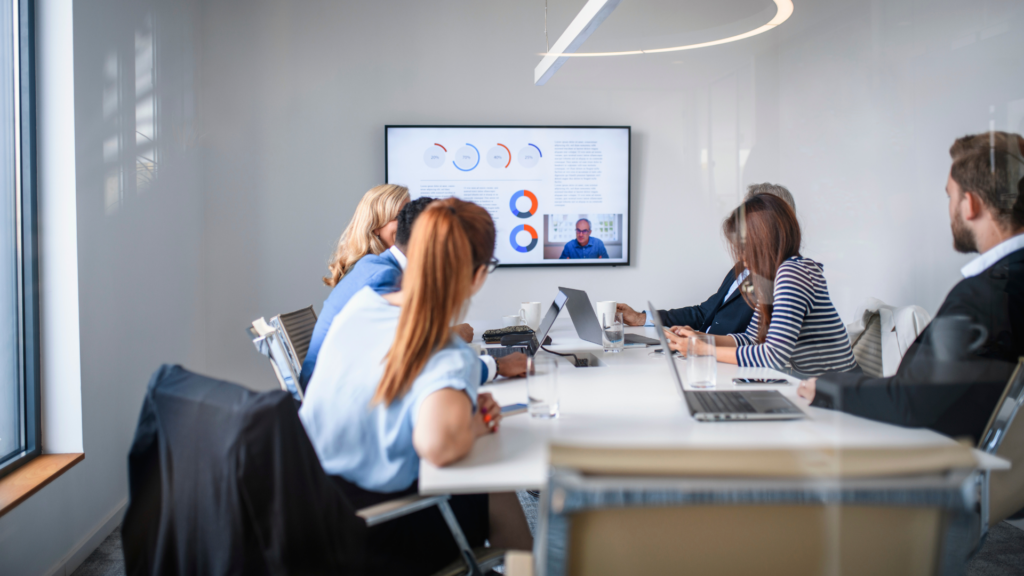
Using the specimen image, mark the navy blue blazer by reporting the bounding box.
[300,251,403,385]
[658,269,754,336]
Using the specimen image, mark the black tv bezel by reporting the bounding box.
[384,124,631,268]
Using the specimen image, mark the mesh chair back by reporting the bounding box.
[275,306,318,368]
[537,444,978,576]
[850,311,884,377]
[979,357,1024,526]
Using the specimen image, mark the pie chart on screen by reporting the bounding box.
[509,190,537,219]
[510,224,538,253]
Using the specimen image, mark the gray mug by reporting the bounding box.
[928,315,988,361]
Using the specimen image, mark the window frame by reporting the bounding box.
[0,0,39,480]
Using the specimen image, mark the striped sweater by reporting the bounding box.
[731,256,858,375]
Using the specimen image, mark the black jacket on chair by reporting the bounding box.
[813,248,1024,445]
[658,268,755,336]
[122,364,366,576]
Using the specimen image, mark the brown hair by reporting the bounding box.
[949,131,1024,231]
[323,184,409,286]
[374,198,496,405]
[723,194,802,343]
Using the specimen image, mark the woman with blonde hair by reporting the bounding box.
[300,198,530,573]
[300,184,409,385]
[323,183,409,286]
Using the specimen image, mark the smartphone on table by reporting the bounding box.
[732,378,790,385]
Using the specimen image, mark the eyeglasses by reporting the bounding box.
[487,257,500,273]
[575,229,591,234]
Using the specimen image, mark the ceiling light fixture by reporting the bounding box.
[536,0,793,66]
[534,0,623,86]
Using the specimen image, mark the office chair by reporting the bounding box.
[124,365,506,576]
[847,298,931,377]
[977,357,1024,533]
[249,305,317,401]
[514,444,979,576]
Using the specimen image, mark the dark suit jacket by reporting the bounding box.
[658,269,755,336]
[813,248,1024,444]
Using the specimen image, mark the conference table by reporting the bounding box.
[419,316,1009,495]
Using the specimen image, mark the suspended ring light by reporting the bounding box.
[541,0,794,58]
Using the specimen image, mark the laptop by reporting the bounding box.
[559,287,661,346]
[485,290,568,358]
[647,300,806,421]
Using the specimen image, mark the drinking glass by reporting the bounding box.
[687,334,717,389]
[527,355,559,418]
[602,312,624,353]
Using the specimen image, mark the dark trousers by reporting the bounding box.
[332,476,489,575]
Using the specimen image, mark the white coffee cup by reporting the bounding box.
[596,301,617,328]
[520,302,542,331]
[502,312,526,327]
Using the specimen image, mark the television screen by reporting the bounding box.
[386,125,630,267]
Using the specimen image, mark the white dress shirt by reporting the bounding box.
[960,233,1024,278]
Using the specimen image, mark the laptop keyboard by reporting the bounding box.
[485,347,524,359]
[693,391,758,414]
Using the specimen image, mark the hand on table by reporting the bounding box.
[495,352,527,378]
[616,303,647,326]
[663,326,705,356]
[452,323,474,343]
[472,392,502,437]
[796,378,817,402]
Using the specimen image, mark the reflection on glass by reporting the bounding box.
[103,50,121,214]
[135,13,156,192]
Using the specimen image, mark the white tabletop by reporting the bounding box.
[419,318,1009,495]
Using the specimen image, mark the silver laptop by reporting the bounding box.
[647,300,805,421]
[560,287,661,346]
[485,290,568,358]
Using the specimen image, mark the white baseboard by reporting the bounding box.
[44,497,127,576]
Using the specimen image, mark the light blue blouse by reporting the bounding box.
[298,286,481,493]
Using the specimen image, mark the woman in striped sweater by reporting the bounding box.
[665,194,858,375]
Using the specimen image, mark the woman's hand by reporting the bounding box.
[471,392,503,437]
[796,378,817,402]
[664,326,706,356]
[662,328,688,355]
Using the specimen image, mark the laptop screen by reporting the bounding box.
[647,301,686,395]
[535,291,568,344]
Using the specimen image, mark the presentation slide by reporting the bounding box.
[386,126,630,267]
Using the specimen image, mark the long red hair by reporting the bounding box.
[374,198,495,405]
[722,194,802,343]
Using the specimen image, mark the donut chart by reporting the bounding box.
[510,224,538,253]
[509,190,538,219]
[453,144,480,171]
[423,143,446,168]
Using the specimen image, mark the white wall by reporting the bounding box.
[3,0,1024,573]
[0,0,206,574]
[196,0,1024,389]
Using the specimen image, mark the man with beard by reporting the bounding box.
[797,131,1024,445]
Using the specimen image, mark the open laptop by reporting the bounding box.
[648,300,805,421]
[560,287,661,346]
[485,290,568,358]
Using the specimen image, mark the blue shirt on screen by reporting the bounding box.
[299,287,481,493]
[300,250,403,386]
[559,237,609,259]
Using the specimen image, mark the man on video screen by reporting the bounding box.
[559,218,609,259]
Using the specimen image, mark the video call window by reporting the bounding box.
[543,214,624,260]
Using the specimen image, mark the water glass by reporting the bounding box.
[602,312,624,353]
[527,355,559,418]
[686,334,717,389]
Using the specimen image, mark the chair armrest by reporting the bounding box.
[503,551,534,576]
[356,494,450,527]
